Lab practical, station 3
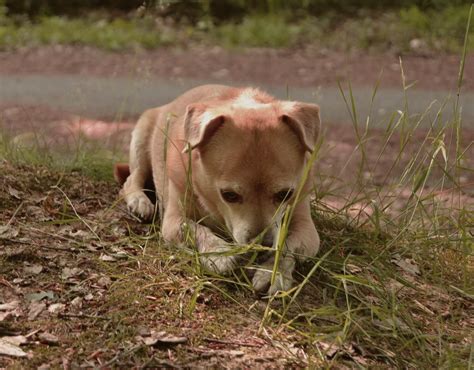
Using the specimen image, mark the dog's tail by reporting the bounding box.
[114,163,130,185]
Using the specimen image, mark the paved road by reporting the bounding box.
[1,74,473,126]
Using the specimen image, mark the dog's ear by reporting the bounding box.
[183,103,227,152]
[280,102,321,153]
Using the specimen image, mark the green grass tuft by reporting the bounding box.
[0,6,473,52]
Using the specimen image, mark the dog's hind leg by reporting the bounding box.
[121,109,158,220]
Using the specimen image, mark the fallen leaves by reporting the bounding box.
[137,330,188,347]
[38,332,59,345]
[0,301,19,311]
[391,254,420,276]
[26,291,55,302]
[0,224,19,239]
[0,300,21,322]
[1,160,471,368]
[61,267,83,280]
[23,264,44,275]
[0,331,62,359]
[27,302,46,321]
[48,303,66,315]
[0,337,27,358]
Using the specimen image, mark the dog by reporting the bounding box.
[114,85,321,295]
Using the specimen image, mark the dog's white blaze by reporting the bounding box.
[279,101,297,112]
[234,90,266,110]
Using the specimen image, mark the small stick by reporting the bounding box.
[203,337,262,348]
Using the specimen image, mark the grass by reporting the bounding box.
[0,129,125,181]
[0,6,473,367]
[0,5,473,52]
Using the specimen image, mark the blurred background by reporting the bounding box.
[1,0,473,51]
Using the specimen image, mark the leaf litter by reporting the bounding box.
[0,161,307,368]
[0,160,472,368]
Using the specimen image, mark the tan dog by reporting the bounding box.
[115,85,321,294]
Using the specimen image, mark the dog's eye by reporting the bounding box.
[274,189,294,203]
[220,190,243,203]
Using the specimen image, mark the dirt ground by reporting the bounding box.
[1,45,473,91]
[1,160,472,368]
[0,161,314,368]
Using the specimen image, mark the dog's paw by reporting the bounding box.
[252,267,293,295]
[126,192,154,220]
[200,253,237,275]
[195,229,239,275]
[200,243,238,275]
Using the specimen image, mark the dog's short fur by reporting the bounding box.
[115,85,321,294]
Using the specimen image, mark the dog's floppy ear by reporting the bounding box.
[280,102,321,153]
[183,103,227,152]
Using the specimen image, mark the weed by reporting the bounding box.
[0,6,473,52]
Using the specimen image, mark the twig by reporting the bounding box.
[6,201,24,226]
[203,337,263,348]
[2,237,72,252]
[52,185,101,241]
[18,223,86,246]
[58,313,108,321]
[101,344,144,367]
[0,277,15,289]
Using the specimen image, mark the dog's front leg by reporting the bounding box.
[253,201,320,295]
[161,182,238,275]
[184,222,239,274]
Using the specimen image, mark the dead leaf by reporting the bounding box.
[26,291,55,302]
[373,317,410,333]
[24,205,51,221]
[61,267,82,280]
[0,300,22,322]
[317,341,339,358]
[48,303,66,315]
[99,254,117,262]
[140,330,187,346]
[0,312,11,322]
[110,246,129,259]
[28,302,46,321]
[1,335,27,346]
[70,297,83,308]
[0,225,19,239]
[0,301,20,311]
[391,255,420,276]
[38,332,59,345]
[97,276,112,288]
[69,229,93,240]
[346,263,362,273]
[0,338,27,357]
[8,186,22,200]
[23,264,43,275]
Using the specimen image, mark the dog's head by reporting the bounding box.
[184,90,321,245]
